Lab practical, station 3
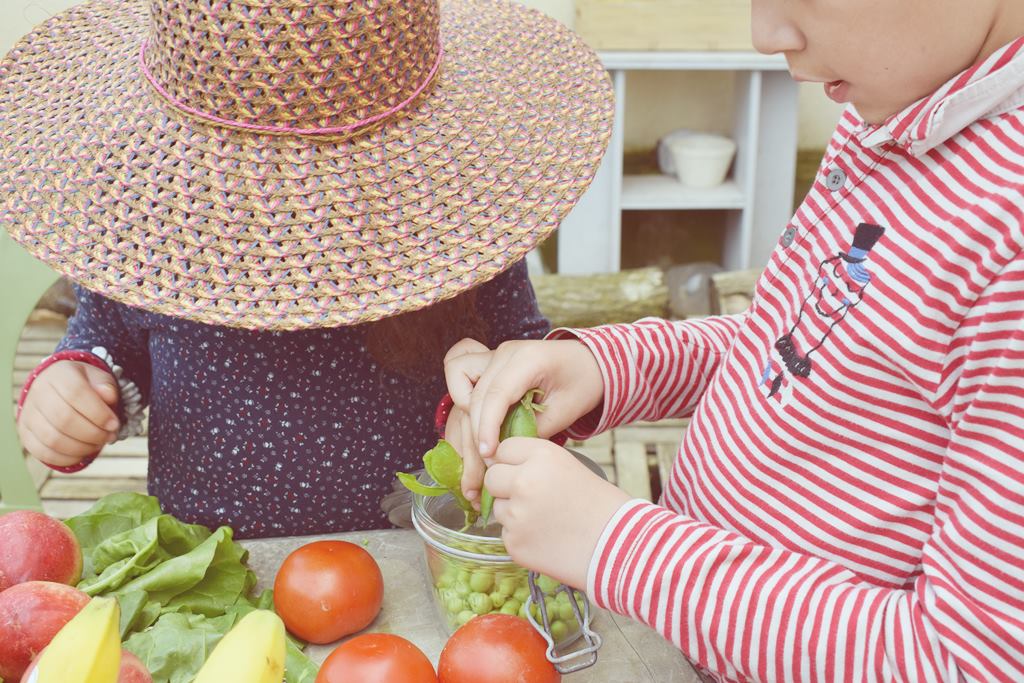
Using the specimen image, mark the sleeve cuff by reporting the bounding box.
[586,499,702,619]
[544,326,618,439]
[89,346,145,441]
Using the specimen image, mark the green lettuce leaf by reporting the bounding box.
[67,493,317,683]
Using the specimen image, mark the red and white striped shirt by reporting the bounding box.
[555,37,1024,682]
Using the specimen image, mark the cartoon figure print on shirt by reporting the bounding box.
[761,222,886,404]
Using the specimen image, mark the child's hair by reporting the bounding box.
[366,290,489,382]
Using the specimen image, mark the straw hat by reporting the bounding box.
[0,0,613,330]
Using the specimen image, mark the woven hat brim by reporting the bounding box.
[0,0,613,330]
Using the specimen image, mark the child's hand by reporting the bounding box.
[443,404,486,510]
[17,360,120,469]
[484,436,632,590]
[443,337,605,459]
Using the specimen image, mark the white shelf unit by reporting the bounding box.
[557,51,799,274]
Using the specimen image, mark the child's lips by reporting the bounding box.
[825,80,850,103]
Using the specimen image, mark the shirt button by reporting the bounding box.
[825,167,847,191]
[779,226,797,247]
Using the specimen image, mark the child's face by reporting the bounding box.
[751,0,1013,124]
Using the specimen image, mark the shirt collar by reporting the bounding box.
[856,36,1024,155]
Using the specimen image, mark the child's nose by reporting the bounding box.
[750,0,806,56]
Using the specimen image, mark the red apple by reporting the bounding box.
[0,511,83,591]
[20,648,153,683]
[0,581,90,681]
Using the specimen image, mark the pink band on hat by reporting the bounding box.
[138,41,444,136]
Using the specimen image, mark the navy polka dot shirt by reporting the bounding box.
[56,261,548,538]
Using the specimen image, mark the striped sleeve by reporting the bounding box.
[586,260,1024,682]
[547,314,744,438]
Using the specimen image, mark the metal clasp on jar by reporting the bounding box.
[524,570,603,673]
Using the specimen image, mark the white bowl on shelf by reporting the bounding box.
[656,129,694,175]
[666,134,737,188]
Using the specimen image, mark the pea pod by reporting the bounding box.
[479,390,545,525]
[397,439,479,528]
[395,472,448,497]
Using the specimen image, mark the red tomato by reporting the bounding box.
[438,614,560,683]
[273,541,383,644]
[315,633,437,683]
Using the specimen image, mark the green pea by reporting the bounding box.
[457,610,476,626]
[489,592,507,608]
[558,602,576,623]
[455,581,472,597]
[555,591,571,606]
[497,577,518,597]
[436,569,457,589]
[446,596,465,615]
[456,569,471,584]
[469,570,493,594]
[550,620,569,643]
[513,586,531,603]
[536,574,560,594]
[500,599,521,615]
[469,592,492,615]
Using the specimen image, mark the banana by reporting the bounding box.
[194,609,287,683]
[32,596,121,683]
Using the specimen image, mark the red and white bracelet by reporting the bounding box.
[17,347,145,474]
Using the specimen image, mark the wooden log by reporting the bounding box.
[710,268,761,315]
[531,267,668,330]
[575,0,752,51]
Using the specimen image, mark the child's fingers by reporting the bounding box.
[24,406,106,457]
[27,397,112,448]
[44,366,119,431]
[489,437,535,467]
[482,462,517,500]
[468,351,524,457]
[444,337,490,365]
[82,363,120,407]
[18,425,90,468]
[445,407,484,508]
[444,353,489,410]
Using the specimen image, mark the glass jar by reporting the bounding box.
[410,482,586,643]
